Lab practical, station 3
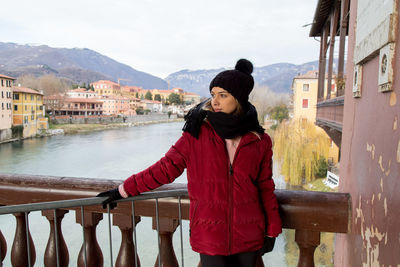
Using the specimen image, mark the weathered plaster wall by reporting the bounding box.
[335,0,400,266]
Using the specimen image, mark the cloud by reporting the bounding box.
[1,0,320,77]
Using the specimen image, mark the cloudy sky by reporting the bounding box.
[1,0,320,78]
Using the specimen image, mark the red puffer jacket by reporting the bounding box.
[123,122,282,256]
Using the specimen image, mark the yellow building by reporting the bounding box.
[291,71,319,122]
[291,70,339,164]
[92,80,121,96]
[13,86,48,138]
[291,70,337,122]
[0,74,15,141]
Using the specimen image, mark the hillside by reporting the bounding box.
[166,61,322,96]
[0,42,168,89]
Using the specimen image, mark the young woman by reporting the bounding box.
[98,59,282,267]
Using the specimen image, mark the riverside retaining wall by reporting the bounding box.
[50,114,178,125]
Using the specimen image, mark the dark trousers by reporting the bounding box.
[200,251,258,267]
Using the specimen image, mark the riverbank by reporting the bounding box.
[50,118,183,134]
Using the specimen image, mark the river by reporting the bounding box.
[0,122,332,266]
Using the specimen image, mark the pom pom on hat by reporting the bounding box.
[235,59,253,75]
[209,59,255,109]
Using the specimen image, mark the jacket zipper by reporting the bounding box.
[224,134,259,254]
[228,162,234,254]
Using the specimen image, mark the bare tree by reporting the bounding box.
[15,74,40,90]
[15,74,70,96]
[249,85,290,123]
[39,75,69,96]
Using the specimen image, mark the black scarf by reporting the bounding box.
[182,99,264,139]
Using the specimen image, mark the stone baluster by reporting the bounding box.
[113,214,141,267]
[76,211,103,267]
[295,229,320,267]
[152,217,179,267]
[42,209,69,267]
[0,230,6,266]
[11,212,36,267]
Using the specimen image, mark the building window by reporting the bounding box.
[1,80,3,87]
[24,116,28,124]
[302,99,309,108]
[303,84,309,92]
[1,91,3,98]
[14,105,18,111]
[14,93,19,100]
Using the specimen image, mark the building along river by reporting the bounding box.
[0,121,332,266]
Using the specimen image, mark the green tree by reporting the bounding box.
[273,119,330,186]
[136,107,144,115]
[168,93,181,104]
[268,105,289,123]
[145,91,153,100]
[154,94,161,101]
[135,92,139,98]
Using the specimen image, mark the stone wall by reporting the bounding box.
[50,114,177,125]
[0,129,12,142]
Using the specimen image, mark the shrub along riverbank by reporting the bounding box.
[50,118,183,135]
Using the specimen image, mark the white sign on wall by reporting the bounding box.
[354,0,396,64]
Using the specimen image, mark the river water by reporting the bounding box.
[0,122,330,266]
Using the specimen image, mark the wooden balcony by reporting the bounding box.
[316,95,344,147]
[0,173,351,267]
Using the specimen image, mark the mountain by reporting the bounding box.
[166,61,322,96]
[0,42,168,89]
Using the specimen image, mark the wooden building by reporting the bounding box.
[310,0,400,265]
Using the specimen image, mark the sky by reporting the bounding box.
[1,0,321,78]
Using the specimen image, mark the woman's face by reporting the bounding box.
[210,87,238,114]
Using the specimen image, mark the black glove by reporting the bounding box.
[96,188,122,209]
[260,236,276,255]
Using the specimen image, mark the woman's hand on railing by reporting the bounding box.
[259,236,276,255]
[96,188,122,209]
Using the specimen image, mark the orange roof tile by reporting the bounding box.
[70,88,90,92]
[0,74,16,80]
[184,92,199,96]
[13,86,43,95]
[92,80,119,86]
[64,98,103,103]
[294,70,319,79]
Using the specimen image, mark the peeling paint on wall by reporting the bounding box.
[397,140,400,163]
[384,198,387,217]
[355,195,364,225]
[357,191,389,267]
[389,91,397,106]
[367,143,376,159]
[378,155,391,175]
[394,116,398,130]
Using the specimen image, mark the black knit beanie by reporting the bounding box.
[209,59,254,109]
